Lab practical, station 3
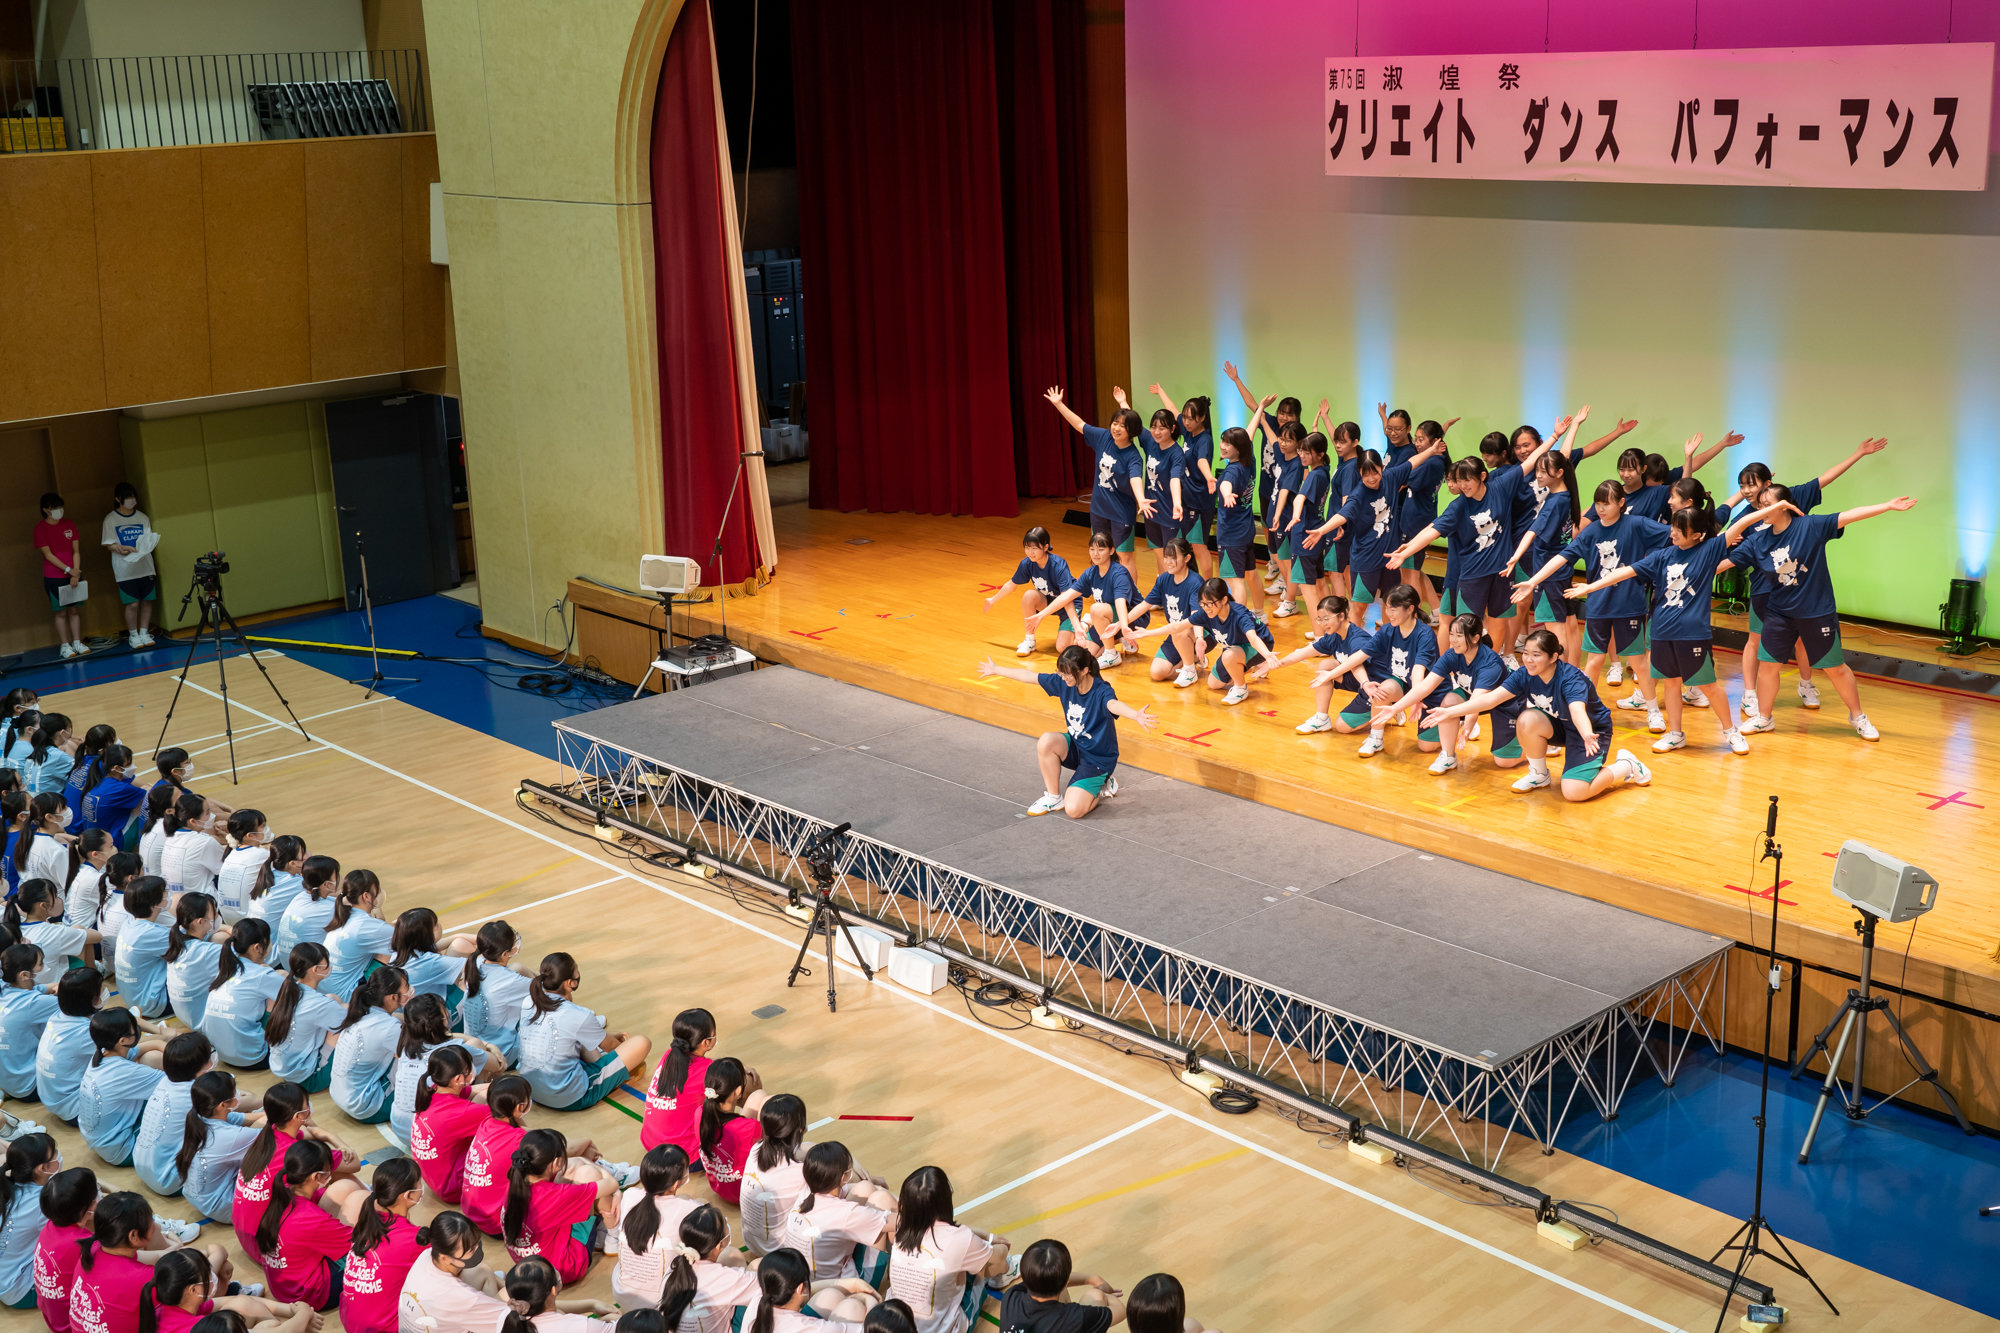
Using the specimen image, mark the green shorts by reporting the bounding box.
[545,1050,630,1112]
[1440,587,1464,616]
[1417,725,1439,742]
[1562,751,1606,783]
[1218,547,1251,579]
[1068,771,1111,797]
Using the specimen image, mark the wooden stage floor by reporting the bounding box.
[605,496,2000,1128]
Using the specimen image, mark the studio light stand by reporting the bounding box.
[689,449,763,656]
[1709,795,1837,1332]
[155,554,310,784]
[341,506,419,700]
[785,821,876,1012]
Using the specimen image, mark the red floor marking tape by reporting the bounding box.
[838,1115,915,1122]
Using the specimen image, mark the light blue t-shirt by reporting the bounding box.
[0,1182,42,1303]
[183,1116,260,1221]
[250,871,305,925]
[32,750,74,796]
[116,919,173,1017]
[516,996,608,1110]
[0,987,58,1099]
[323,912,396,1001]
[330,1009,401,1119]
[399,951,467,1007]
[165,937,227,1029]
[388,1039,475,1144]
[35,1012,95,1121]
[271,893,336,963]
[77,1052,165,1164]
[135,1077,200,1195]
[269,986,347,1084]
[200,964,287,1068]
[459,961,531,1064]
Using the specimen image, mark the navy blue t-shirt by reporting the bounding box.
[1332,454,1362,511]
[1631,535,1728,641]
[1274,454,1304,515]
[1180,428,1216,512]
[1082,425,1141,526]
[1362,618,1438,685]
[1071,559,1140,610]
[1310,623,1370,661]
[1525,490,1574,573]
[1216,461,1256,546]
[1432,488,1513,581]
[1558,515,1671,619]
[1749,511,1844,619]
[1142,569,1205,624]
[1038,673,1119,771]
[1333,462,1413,569]
[1141,433,1184,510]
[1009,552,1075,602]
[1289,465,1332,540]
[1726,477,1825,598]
[1190,600,1264,652]
[1625,483,1673,523]
[1500,661,1612,733]
[1435,644,1508,700]
[1399,452,1446,540]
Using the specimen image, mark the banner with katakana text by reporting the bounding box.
[1324,43,1993,190]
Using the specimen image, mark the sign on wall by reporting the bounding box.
[1324,43,1993,190]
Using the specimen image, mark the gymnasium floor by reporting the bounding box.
[10,614,1999,1327]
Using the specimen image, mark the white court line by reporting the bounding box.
[217,746,331,777]
[443,875,625,933]
[181,724,286,760]
[141,669,387,757]
[174,678,1686,1333]
[955,1111,1168,1216]
[807,1116,838,1131]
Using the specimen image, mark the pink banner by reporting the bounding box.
[1323,43,1993,190]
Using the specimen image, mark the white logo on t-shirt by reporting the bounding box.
[1471,509,1500,550]
[1451,670,1472,694]
[1370,497,1392,537]
[1390,646,1410,678]
[1663,561,1691,608]
[1096,453,1116,491]
[1771,545,1800,587]
[1145,455,1162,488]
[1165,594,1183,619]
[1065,701,1088,739]
[1529,691,1557,714]
[1596,540,1623,575]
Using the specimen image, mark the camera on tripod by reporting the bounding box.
[192,551,230,584]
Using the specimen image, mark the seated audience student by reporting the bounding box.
[611,1146,700,1307]
[1389,612,1509,775]
[0,712,38,783]
[502,1254,621,1328]
[265,944,345,1092]
[517,952,651,1115]
[458,921,533,1065]
[176,1071,265,1224]
[0,943,59,1101]
[389,993,503,1146]
[78,746,147,851]
[742,1247,879,1331]
[138,786,175,879]
[322,871,399,1001]
[865,1304,919,1333]
[409,1046,489,1206]
[618,1312,666,1333]
[270,856,340,964]
[1030,531,1147,670]
[984,526,1081,659]
[99,852,152,977]
[34,493,89,659]
[1116,536,1206,688]
[34,1165,101,1331]
[149,747,229,818]
[395,1210,515,1330]
[66,1194,208,1333]
[641,1008,716,1161]
[134,1247,315,1333]
[134,1031,224,1195]
[996,1240,1124,1333]
[79,1008,169,1166]
[339,1158,429,1333]
[13,876,101,983]
[740,1095,887,1260]
[161,794,228,898]
[330,966,412,1124]
[244,836,307,929]
[232,1082,361,1260]
[254,1139,370,1309]
[0,1132,61,1310]
[976,646,1154,819]
[104,482,161,650]
[115,877,176,1019]
[885,1167,1010,1333]
[199,920,285,1070]
[656,1203,758,1332]
[1043,385,1148,577]
[500,1128,621,1285]
[63,725,117,829]
[1124,1275,1220,1333]
[782,1142,897,1287]
[390,908,475,1011]
[26,713,78,797]
[696,1058,765,1206]
[164,893,233,1029]
[213,811,272,925]
[67,832,116,948]
[38,968,165,1124]
[462,1075,538,1235]
[19,791,76,890]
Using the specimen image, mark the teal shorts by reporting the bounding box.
[117,576,158,605]
[1440,587,1464,616]
[1562,750,1606,784]
[545,1050,630,1112]
[297,1060,334,1094]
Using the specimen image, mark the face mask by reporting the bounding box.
[46,509,62,521]
[178,764,195,780]
[56,807,71,827]
[118,501,136,514]
[121,766,137,782]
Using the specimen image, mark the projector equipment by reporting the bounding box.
[1792,842,1973,1162]
[785,822,875,1013]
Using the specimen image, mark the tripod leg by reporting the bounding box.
[212,604,310,741]
[830,913,877,983]
[1879,1006,1977,1135]
[154,609,212,754]
[1787,994,1851,1080]
[785,906,819,987]
[206,599,241,784]
[1758,1222,1841,1315]
[1798,1005,1857,1164]
[825,901,838,1013]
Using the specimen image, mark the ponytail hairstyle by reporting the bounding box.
[1642,452,1673,486]
[351,1156,423,1258]
[327,868,381,931]
[621,1145,690,1257]
[78,1190,152,1271]
[1669,474,1711,513]
[502,1129,567,1246]
[3,877,59,934]
[487,1073,533,1126]
[893,1165,954,1254]
[14,792,62,870]
[75,828,111,883]
[300,855,341,899]
[396,992,452,1059]
[1127,1273,1189,1333]
[104,850,143,900]
[0,792,25,858]
[88,1006,139,1067]
[1591,478,1628,511]
[1332,419,1362,448]
[698,1057,748,1159]
[251,834,305,902]
[390,907,442,969]
[795,1141,853,1215]
[135,1243,211,1333]
[224,809,265,852]
[0,943,39,990]
[2,709,39,759]
[162,891,216,964]
[255,1138,332,1260]
[209,918,269,992]
[162,791,206,838]
[80,742,128,800]
[414,1043,474,1117]
[524,952,579,1023]
[747,1249,813,1333]
[238,1082,309,1185]
[659,1205,729,1328]
[1672,505,1718,541]
[753,1093,807,1172]
[264,943,328,1048]
[1535,448,1581,529]
[862,1302,918,1333]
[140,783,176,835]
[0,1132,56,1219]
[1181,395,1211,434]
[1449,456,1488,486]
[77,724,116,768]
[1054,642,1099,681]
[337,964,408,1032]
[1615,444,1647,476]
[1476,431,1511,466]
[56,965,102,1018]
[27,713,69,767]
[39,1165,97,1227]
[1382,583,1422,619]
[124,875,167,925]
[655,1007,716,1098]
[0,689,33,719]
[155,747,191,789]
[460,919,517,1001]
[503,1254,561,1317]
[175,1070,238,1181]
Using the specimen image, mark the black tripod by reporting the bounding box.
[342,506,418,700]
[155,560,310,784]
[1709,795,1836,1330]
[785,822,875,1012]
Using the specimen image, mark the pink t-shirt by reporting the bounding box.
[409,1091,487,1204]
[398,1250,513,1333]
[340,1213,424,1333]
[66,1250,151,1333]
[261,1195,350,1307]
[34,1221,91,1333]
[34,518,79,578]
[461,1118,526,1235]
[153,1299,217,1333]
[231,1130,297,1258]
[504,1179,598,1285]
[697,1115,761,1205]
[639,1054,709,1156]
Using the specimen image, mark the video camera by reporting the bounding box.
[192,550,230,584]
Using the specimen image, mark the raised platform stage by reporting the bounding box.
[552,666,1729,1166]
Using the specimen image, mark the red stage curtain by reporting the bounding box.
[652,0,758,584]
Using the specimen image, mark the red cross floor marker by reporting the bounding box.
[790,626,839,641]
[1166,728,1220,747]
[1916,790,1985,812]
[1725,879,1796,907]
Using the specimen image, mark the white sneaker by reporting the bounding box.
[1514,634,1527,651]
[1652,731,1686,753]
[1271,600,1297,619]
[1606,661,1624,685]
[1511,769,1552,793]
[1502,654,1520,670]
[1095,648,1120,669]
[1851,713,1879,742]
[1101,775,1120,799]
[602,1226,620,1255]
[1223,684,1249,705]
[1725,728,1749,755]
[1741,689,1758,718]
[1464,717,1481,742]
[0,1114,44,1140]
[1357,733,1384,756]
[1015,635,1037,656]
[70,640,89,656]
[155,1216,201,1245]
[603,1159,641,1188]
[1617,749,1653,786]
[1742,714,1775,734]
[1427,753,1458,775]
[1616,690,1648,711]
[235,1284,263,1298]
[1263,579,1283,597]
[1646,708,1667,734]
[57,643,75,659]
[1025,792,1064,816]
[1681,686,1706,706]
[1295,713,1332,734]
[1797,680,1821,710]
[1173,665,1199,688]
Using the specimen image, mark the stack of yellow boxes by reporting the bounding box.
[0,117,67,152]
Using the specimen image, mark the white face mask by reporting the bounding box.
[46,508,62,521]
[178,764,195,781]
[120,766,138,782]
[55,807,72,827]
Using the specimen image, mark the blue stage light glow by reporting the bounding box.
[1518,238,1567,434]
[1352,221,1394,431]
[1954,371,1995,579]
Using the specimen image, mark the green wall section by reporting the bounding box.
[120,401,345,628]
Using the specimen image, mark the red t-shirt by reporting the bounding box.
[698,1114,762,1205]
[152,1299,216,1333]
[33,518,78,578]
[461,1118,526,1235]
[66,1249,151,1333]
[410,1090,488,1204]
[34,1221,92,1333]
[639,1054,709,1157]
[503,1179,598,1285]
[339,1213,425,1333]
[231,1130,297,1259]
[261,1194,351,1307]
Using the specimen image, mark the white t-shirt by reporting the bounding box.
[735,1300,861,1333]
[531,1312,614,1333]
[783,1194,890,1281]
[139,821,168,877]
[215,847,269,922]
[22,920,89,986]
[670,1261,760,1333]
[24,834,68,890]
[740,1141,858,1255]
[611,1186,702,1306]
[65,865,104,930]
[162,829,225,894]
[887,1223,993,1333]
[398,1250,513,1333]
[102,508,157,581]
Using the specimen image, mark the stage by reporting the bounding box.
[567,493,2000,1130]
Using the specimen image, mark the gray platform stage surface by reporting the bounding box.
[563,667,1728,1067]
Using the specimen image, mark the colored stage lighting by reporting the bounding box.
[1940,577,1983,655]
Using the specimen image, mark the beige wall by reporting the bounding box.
[65,0,366,58]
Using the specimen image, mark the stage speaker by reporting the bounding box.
[640,554,701,594]
[1830,840,1938,922]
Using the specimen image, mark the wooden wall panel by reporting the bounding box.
[401,134,448,367]
[93,148,212,407]
[304,138,407,382]
[0,155,107,421]
[202,142,313,393]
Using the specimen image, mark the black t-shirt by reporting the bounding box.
[998,1289,1115,1333]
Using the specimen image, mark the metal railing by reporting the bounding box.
[0,49,427,153]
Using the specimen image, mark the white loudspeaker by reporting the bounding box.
[832,926,896,971]
[888,947,949,995]
[640,555,701,594]
[1830,840,1938,923]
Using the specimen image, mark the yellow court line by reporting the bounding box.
[443,854,583,912]
[989,1146,1248,1233]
